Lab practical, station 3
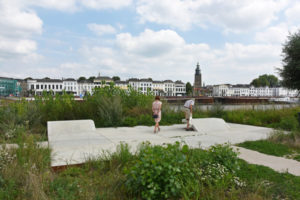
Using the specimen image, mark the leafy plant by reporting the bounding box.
[124,142,196,199]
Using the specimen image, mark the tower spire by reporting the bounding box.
[193,62,202,96]
[195,62,200,75]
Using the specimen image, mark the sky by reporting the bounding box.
[0,0,299,85]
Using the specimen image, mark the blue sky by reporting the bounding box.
[0,0,299,85]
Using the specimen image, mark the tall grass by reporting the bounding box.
[222,107,300,131]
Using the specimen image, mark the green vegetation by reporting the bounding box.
[185,82,193,95]
[238,140,293,157]
[222,107,300,131]
[279,29,300,91]
[2,135,300,200]
[237,159,300,200]
[125,143,242,199]
[250,74,280,87]
[112,76,120,81]
[77,76,86,81]
[238,130,300,161]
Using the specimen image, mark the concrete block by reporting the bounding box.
[192,118,230,133]
[47,120,95,142]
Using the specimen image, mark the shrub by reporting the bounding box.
[122,117,138,127]
[279,116,299,131]
[124,142,245,199]
[124,142,196,199]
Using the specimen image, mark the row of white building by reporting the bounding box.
[26,76,186,97]
[212,84,299,97]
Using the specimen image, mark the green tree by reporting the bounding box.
[250,74,279,87]
[279,30,300,91]
[112,76,120,81]
[78,76,86,82]
[186,82,193,95]
[88,76,96,82]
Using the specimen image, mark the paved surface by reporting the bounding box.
[233,146,300,176]
[47,118,272,167]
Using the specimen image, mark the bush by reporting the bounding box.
[124,142,243,199]
[124,142,196,199]
[279,116,299,131]
[122,117,138,127]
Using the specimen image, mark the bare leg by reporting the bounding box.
[154,122,158,133]
[186,119,189,129]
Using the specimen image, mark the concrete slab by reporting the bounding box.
[192,118,230,133]
[47,120,96,142]
[48,120,115,166]
[47,118,273,167]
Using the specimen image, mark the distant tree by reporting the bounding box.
[78,76,86,82]
[250,74,279,87]
[268,75,280,87]
[44,77,50,80]
[186,82,193,95]
[88,76,96,82]
[279,30,300,92]
[112,76,120,81]
[24,77,32,80]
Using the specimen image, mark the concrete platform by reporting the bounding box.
[48,118,273,167]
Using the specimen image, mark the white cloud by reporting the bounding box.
[27,0,77,11]
[80,0,132,10]
[136,0,287,32]
[255,24,289,44]
[78,29,282,84]
[0,0,43,37]
[87,23,116,36]
[285,2,300,25]
[116,29,185,57]
[0,0,42,61]
[136,0,194,30]
[0,0,132,12]
[0,36,36,55]
[26,0,132,11]
[60,62,85,70]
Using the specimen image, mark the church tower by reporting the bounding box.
[193,62,202,96]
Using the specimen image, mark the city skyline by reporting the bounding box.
[0,0,299,84]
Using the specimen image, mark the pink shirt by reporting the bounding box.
[152,100,162,115]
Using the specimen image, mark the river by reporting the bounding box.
[169,103,299,111]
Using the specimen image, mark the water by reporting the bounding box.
[169,103,299,111]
